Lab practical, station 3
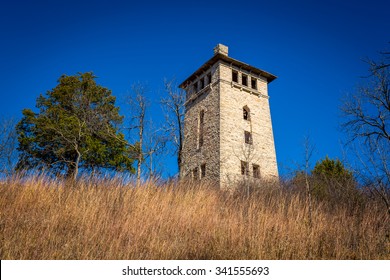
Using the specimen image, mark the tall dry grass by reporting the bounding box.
[0,175,388,259]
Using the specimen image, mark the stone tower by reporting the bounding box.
[179,44,278,188]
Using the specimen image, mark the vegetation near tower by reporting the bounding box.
[312,156,354,180]
[310,156,357,202]
[16,72,136,180]
[293,156,358,206]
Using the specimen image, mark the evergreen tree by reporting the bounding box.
[311,156,357,202]
[17,72,135,180]
[312,156,354,180]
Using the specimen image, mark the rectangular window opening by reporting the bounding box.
[200,77,204,89]
[232,70,238,83]
[201,164,206,178]
[193,81,198,93]
[251,78,257,89]
[245,131,252,144]
[193,167,198,180]
[253,164,260,179]
[207,73,212,85]
[241,161,249,176]
[242,74,248,86]
[199,110,205,148]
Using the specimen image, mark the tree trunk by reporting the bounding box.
[66,150,81,185]
[74,150,80,182]
[136,125,143,188]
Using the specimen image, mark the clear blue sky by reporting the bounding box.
[1,0,389,177]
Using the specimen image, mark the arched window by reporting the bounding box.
[243,106,250,121]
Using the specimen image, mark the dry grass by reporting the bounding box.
[0,175,389,259]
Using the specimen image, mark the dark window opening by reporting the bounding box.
[251,78,257,89]
[232,70,238,83]
[193,82,198,93]
[243,106,250,121]
[241,161,249,176]
[207,73,212,85]
[242,74,248,86]
[193,167,198,180]
[245,131,252,144]
[201,164,206,178]
[253,164,260,178]
[199,110,204,147]
[200,78,204,89]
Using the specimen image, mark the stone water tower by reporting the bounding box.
[179,44,278,187]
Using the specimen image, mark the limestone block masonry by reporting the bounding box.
[179,44,278,188]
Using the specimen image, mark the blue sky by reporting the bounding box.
[1,0,389,177]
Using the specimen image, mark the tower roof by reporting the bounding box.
[179,44,277,89]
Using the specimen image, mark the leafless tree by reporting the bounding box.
[126,84,168,185]
[342,49,390,216]
[126,84,149,187]
[142,122,167,178]
[351,139,390,215]
[373,48,390,71]
[342,62,389,143]
[0,117,18,177]
[161,79,185,176]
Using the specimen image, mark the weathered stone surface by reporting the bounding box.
[180,44,278,188]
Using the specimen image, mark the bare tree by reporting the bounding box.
[342,61,389,143]
[161,79,185,176]
[126,84,149,187]
[142,124,167,178]
[126,84,167,185]
[372,48,390,71]
[342,49,390,216]
[351,139,390,215]
[0,117,18,177]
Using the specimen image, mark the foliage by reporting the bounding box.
[16,72,135,179]
[311,156,358,202]
[292,156,359,205]
[312,156,354,180]
[0,174,388,259]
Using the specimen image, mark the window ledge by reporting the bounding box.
[184,84,212,106]
[231,81,268,99]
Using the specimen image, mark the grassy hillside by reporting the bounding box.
[0,175,388,259]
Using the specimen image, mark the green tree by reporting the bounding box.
[311,156,357,202]
[16,72,135,180]
[312,156,354,179]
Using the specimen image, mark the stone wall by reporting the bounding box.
[218,62,278,187]
[180,64,221,182]
[180,45,278,188]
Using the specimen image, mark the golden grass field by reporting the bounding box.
[0,175,389,259]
